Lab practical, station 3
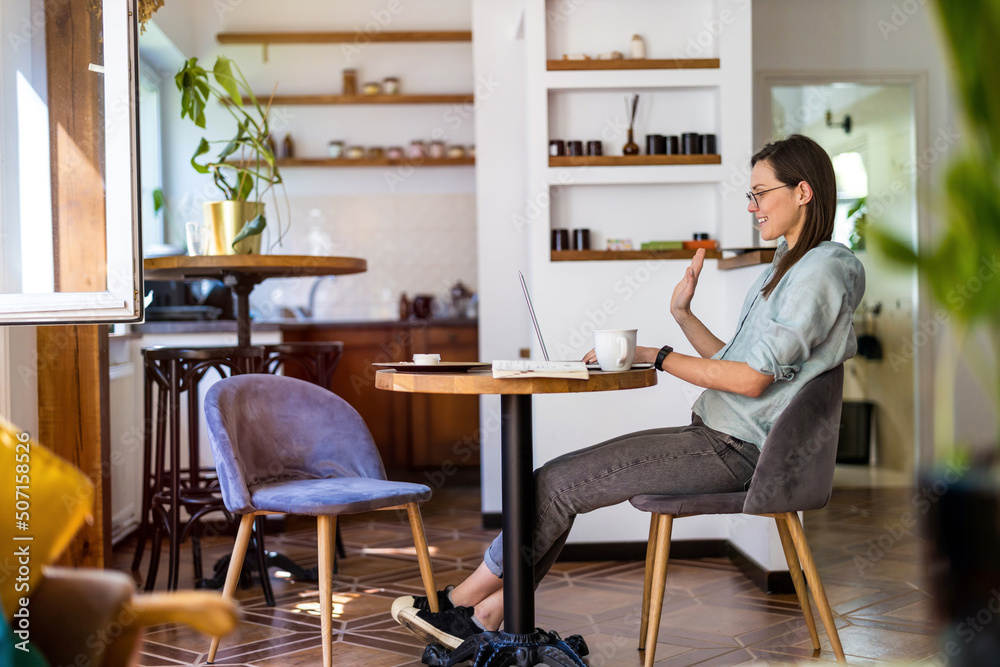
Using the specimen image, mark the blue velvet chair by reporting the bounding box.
[203,374,438,667]
[630,365,847,665]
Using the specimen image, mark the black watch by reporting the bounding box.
[655,345,673,371]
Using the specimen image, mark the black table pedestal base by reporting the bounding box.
[422,629,588,667]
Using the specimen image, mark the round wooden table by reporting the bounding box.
[144,255,367,346]
[377,367,657,666]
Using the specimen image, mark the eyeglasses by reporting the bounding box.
[745,184,794,208]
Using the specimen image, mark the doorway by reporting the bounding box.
[757,74,930,488]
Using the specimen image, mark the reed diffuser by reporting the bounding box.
[623,93,640,155]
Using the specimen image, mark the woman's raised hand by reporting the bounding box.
[670,248,706,320]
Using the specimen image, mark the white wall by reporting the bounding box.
[471,0,531,513]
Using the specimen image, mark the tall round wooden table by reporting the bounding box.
[376,367,657,666]
[144,254,367,346]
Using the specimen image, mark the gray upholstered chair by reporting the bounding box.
[630,365,846,665]
[203,374,438,667]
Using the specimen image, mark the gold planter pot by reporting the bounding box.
[204,201,265,255]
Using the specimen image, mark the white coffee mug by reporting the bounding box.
[594,329,637,371]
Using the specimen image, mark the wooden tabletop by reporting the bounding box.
[375,367,657,395]
[143,255,367,282]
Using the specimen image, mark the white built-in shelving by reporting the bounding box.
[526,0,755,264]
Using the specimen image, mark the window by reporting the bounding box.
[139,61,164,253]
[0,0,142,323]
[832,151,869,250]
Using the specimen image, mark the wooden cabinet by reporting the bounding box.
[409,325,481,467]
[281,321,480,471]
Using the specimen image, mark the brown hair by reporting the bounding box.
[751,134,837,298]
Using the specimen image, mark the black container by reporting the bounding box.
[702,133,717,154]
[837,401,874,464]
[921,463,1000,666]
[665,135,679,154]
[572,228,590,250]
[567,140,584,156]
[645,134,666,155]
[549,139,566,157]
[146,280,189,308]
[682,132,702,155]
[693,232,710,241]
[586,140,603,156]
[551,228,570,251]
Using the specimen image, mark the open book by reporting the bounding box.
[491,360,589,380]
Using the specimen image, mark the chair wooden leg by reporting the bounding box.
[406,502,439,613]
[208,513,255,664]
[638,514,659,651]
[642,514,674,667]
[318,515,336,667]
[774,516,820,650]
[783,512,846,663]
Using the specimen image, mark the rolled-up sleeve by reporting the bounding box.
[745,281,844,381]
[694,242,865,448]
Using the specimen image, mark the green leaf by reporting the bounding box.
[152,188,165,213]
[231,214,266,249]
[190,138,211,174]
[868,227,917,266]
[846,196,866,220]
[236,170,254,201]
[213,56,244,109]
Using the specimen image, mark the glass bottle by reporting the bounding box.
[399,292,411,320]
[623,128,640,155]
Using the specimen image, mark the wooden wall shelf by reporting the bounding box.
[716,249,776,270]
[217,31,472,45]
[546,58,720,71]
[233,94,474,106]
[266,157,475,168]
[552,249,722,262]
[551,249,774,270]
[549,154,721,167]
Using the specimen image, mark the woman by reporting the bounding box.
[391,134,866,649]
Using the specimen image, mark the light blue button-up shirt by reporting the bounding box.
[692,241,866,448]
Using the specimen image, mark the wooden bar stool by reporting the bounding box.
[131,346,266,592]
[261,341,344,389]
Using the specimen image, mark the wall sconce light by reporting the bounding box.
[826,110,852,134]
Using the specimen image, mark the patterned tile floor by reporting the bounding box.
[113,485,944,665]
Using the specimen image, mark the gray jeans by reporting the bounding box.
[483,415,760,585]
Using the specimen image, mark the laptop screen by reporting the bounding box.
[518,270,550,361]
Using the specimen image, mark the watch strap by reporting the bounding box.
[655,345,673,371]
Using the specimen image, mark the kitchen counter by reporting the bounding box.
[275,317,477,330]
[130,317,476,335]
[129,320,282,335]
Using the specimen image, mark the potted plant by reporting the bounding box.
[873,1,1000,662]
[175,55,284,254]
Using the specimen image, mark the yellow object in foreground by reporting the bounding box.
[0,417,94,619]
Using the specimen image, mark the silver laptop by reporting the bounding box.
[518,270,652,369]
